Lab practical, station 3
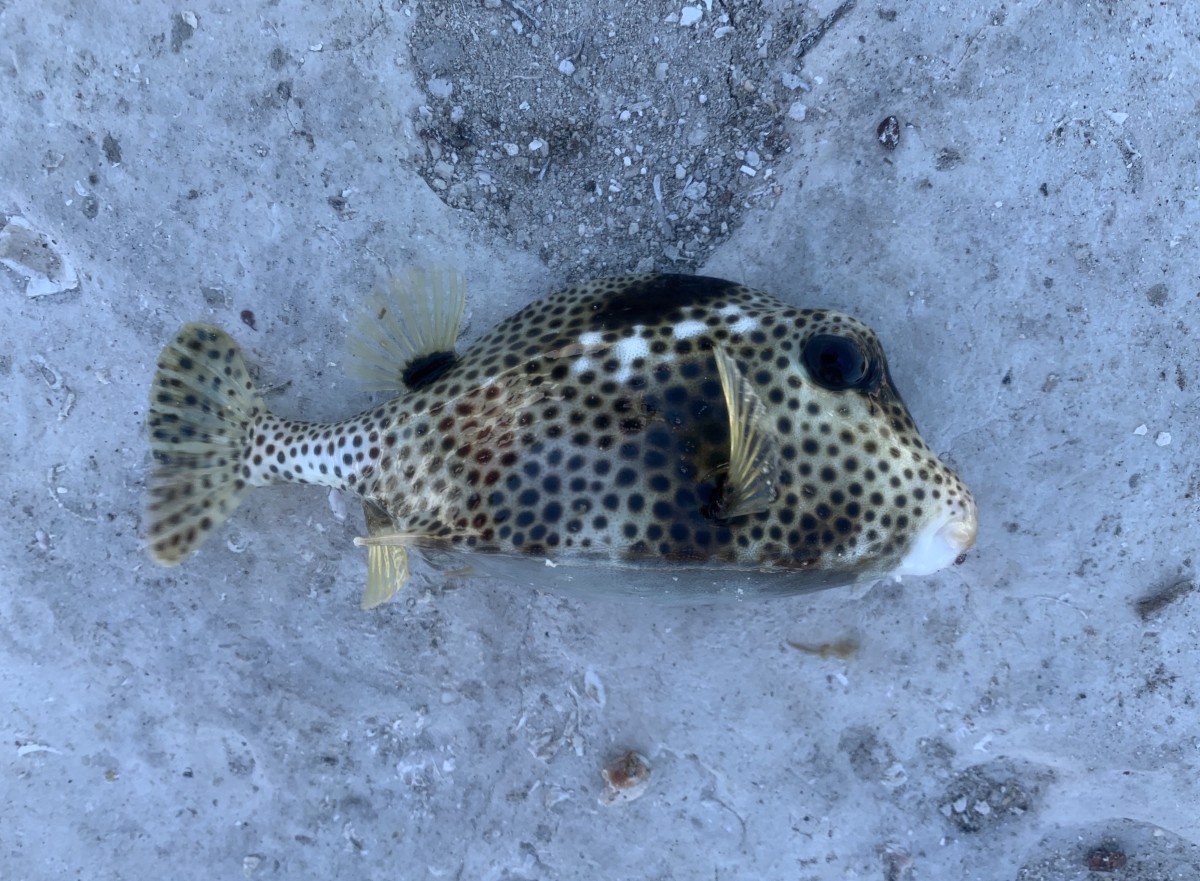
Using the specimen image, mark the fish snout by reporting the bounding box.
[894,493,978,578]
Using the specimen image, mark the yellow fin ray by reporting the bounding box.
[356,501,411,609]
[707,346,779,521]
[348,267,467,392]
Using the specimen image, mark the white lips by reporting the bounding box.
[894,498,979,578]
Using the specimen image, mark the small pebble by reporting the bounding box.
[558,59,576,76]
[1085,845,1128,872]
[599,751,652,806]
[1155,432,1171,447]
[787,101,807,122]
[426,78,453,99]
[781,71,808,91]
[877,115,901,150]
[679,6,703,27]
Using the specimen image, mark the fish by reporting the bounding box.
[145,270,977,607]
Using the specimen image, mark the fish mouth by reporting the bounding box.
[893,496,978,579]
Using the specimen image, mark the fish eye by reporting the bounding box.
[802,334,877,391]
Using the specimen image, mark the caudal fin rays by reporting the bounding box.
[145,324,264,564]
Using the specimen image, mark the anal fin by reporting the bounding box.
[348,266,467,392]
[704,347,779,521]
[356,500,410,610]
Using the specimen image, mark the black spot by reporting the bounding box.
[589,275,737,330]
[401,350,458,390]
[647,427,672,448]
[664,385,689,406]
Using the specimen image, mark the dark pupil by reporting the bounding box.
[806,335,867,389]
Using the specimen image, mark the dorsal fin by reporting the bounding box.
[356,500,410,609]
[348,267,467,392]
[703,347,779,521]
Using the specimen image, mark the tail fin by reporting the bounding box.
[145,323,264,565]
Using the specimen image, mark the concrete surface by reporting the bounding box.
[2,1,1198,879]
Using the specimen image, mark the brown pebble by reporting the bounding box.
[240,309,258,331]
[600,750,651,806]
[1085,844,1127,872]
[877,115,901,150]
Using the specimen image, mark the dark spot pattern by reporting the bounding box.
[152,274,974,589]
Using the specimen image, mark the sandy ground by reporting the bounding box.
[3,1,1199,879]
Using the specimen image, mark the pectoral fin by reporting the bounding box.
[704,347,779,521]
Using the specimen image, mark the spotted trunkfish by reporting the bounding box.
[145,270,977,607]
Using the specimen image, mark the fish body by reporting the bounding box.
[147,272,976,605]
